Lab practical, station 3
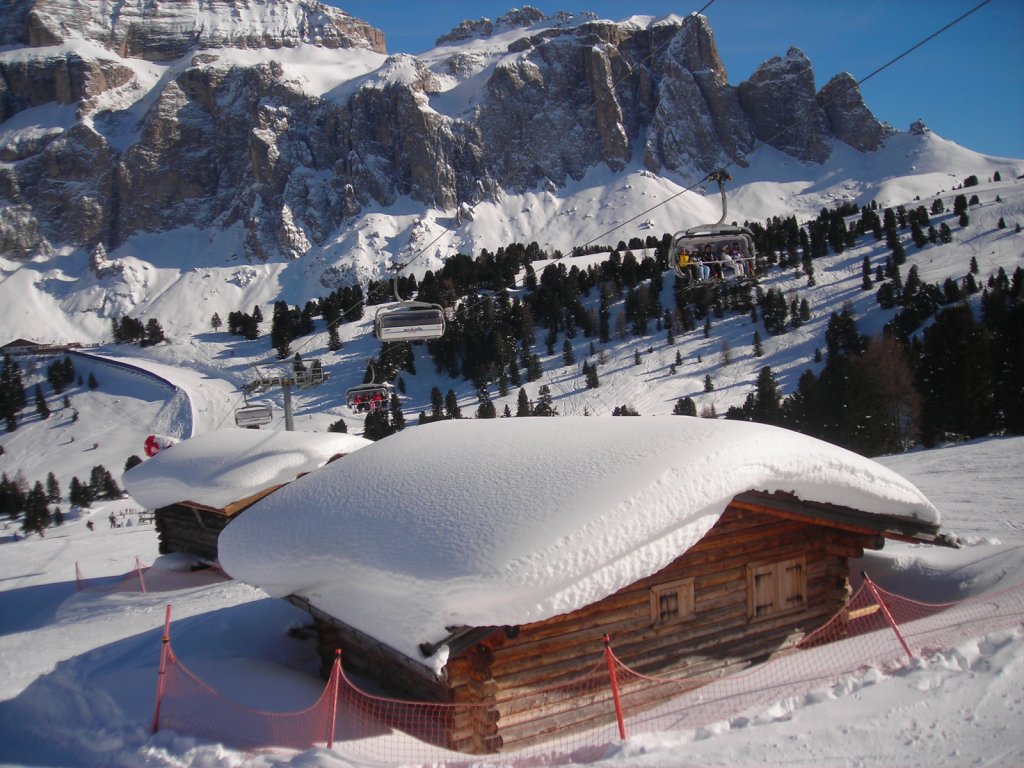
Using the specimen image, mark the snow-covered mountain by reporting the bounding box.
[0,1,1022,488]
[5,1,1009,281]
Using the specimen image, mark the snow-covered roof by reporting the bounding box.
[218,417,940,665]
[122,428,371,510]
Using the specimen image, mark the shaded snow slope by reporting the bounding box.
[123,427,371,510]
[220,416,939,663]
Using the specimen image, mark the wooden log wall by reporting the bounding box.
[446,504,881,753]
[154,505,232,562]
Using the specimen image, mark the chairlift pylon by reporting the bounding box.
[672,169,758,287]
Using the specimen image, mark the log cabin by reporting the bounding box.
[218,417,954,754]
[122,428,371,562]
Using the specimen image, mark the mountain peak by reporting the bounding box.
[2,0,386,60]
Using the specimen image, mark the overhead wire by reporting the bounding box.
[222,2,721,424]
[227,0,992,423]
[580,0,995,251]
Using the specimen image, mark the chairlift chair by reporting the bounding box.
[294,360,327,388]
[374,301,446,342]
[672,169,758,286]
[345,383,391,413]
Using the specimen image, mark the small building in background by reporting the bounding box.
[123,428,371,563]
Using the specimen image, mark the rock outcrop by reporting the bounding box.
[1,0,386,58]
[0,3,889,264]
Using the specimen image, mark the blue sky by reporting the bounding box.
[331,0,1023,159]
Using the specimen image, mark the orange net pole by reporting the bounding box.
[150,604,172,734]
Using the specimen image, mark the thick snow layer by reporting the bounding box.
[219,416,939,663]
[122,428,371,510]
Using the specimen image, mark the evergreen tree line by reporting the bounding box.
[111,316,166,346]
[1,354,91,433]
[1,463,122,537]
[723,271,1024,455]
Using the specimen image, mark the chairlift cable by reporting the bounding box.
[225,0,989,421]
[578,0,995,252]
[277,1,721,364]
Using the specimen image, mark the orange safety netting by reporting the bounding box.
[152,576,1024,765]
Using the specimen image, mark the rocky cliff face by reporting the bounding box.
[0,3,889,267]
[1,0,386,58]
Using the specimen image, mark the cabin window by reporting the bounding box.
[747,555,806,621]
[650,578,695,628]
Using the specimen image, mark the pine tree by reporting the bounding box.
[144,318,166,346]
[672,397,697,416]
[516,388,532,417]
[753,331,763,357]
[704,374,714,392]
[475,388,497,419]
[362,409,391,440]
[211,312,223,331]
[124,455,142,472]
[533,385,557,417]
[748,366,783,426]
[21,481,50,537]
[34,384,49,420]
[444,389,462,419]
[89,465,121,500]
[562,339,575,366]
[916,305,994,446]
[327,324,342,351]
[430,386,444,420]
[45,472,61,502]
[87,372,98,390]
[328,418,348,433]
[1,354,27,424]
[389,393,406,431]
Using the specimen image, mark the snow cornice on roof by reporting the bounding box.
[218,416,942,662]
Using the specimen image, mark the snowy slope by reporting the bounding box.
[0,429,1022,767]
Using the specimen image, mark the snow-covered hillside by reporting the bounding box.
[1,424,1022,767]
[1,155,1021,499]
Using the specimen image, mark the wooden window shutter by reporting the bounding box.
[749,563,777,618]
[780,556,806,609]
[747,554,807,621]
[650,578,695,628]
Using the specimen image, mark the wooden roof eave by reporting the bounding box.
[286,593,444,686]
[732,491,959,549]
[176,483,285,517]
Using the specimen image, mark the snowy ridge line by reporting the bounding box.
[151,577,1024,764]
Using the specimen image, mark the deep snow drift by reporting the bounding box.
[220,416,939,663]
[123,427,370,510]
[0,435,1022,768]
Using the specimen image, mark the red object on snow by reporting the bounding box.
[144,434,178,457]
